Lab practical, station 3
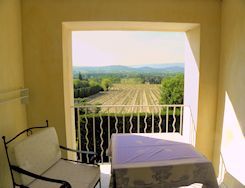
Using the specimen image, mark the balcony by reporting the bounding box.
[73,104,204,187]
[1,1,245,187]
[73,104,225,188]
[74,104,195,164]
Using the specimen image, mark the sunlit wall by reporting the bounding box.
[220,93,245,185]
[214,0,245,186]
[183,27,200,145]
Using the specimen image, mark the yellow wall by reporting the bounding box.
[214,0,245,186]
[5,0,245,187]
[21,0,221,158]
[0,0,27,187]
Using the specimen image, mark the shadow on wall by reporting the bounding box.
[218,92,245,187]
[220,172,244,188]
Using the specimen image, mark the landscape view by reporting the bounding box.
[72,31,185,111]
[73,63,184,112]
[72,31,186,162]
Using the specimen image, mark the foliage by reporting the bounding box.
[74,98,87,105]
[160,74,184,104]
[78,113,182,163]
[88,79,100,87]
[142,75,162,84]
[101,78,112,91]
[74,85,103,98]
[120,77,144,84]
[74,73,113,99]
[74,71,185,104]
[73,79,90,88]
[79,72,83,80]
[73,72,173,84]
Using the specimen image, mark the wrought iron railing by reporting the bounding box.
[74,104,195,163]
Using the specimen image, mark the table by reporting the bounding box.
[110,133,218,188]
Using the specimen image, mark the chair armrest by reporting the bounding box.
[11,165,71,188]
[60,145,99,164]
[60,145,97,155]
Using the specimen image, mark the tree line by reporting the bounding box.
[74,73,112,98]
[74,72,184,105]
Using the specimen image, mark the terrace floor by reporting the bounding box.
[98,163,207,188]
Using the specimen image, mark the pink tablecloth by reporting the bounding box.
[110,133,218,188]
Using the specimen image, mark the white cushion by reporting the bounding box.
[28,159,100,188]
[9,127,61,185]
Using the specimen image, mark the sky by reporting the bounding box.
[72,31,185,67]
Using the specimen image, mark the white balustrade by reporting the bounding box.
[73,104,195,163]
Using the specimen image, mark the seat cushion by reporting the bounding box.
[28,159,100,188]
[9,127,61,185]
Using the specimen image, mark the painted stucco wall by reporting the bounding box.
[2,0,245,187]
[0,0,27,187]
[184,27,200,143]
[214,0,245,186]
[21,0,221,159]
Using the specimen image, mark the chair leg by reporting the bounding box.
[94,179,101,188]
[19,185,29,188]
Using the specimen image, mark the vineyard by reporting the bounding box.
[75,83,187,163]
[73,72,186,163]
[86,84,161,113]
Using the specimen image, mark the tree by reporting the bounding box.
[79,72,83,80]
[73,79,81,89]
[101,78,112,91]
[160,74,184,104]
[89,79,100,87]
[73,79,89,88]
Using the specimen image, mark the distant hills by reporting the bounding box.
[73,63,184,74]
[131,63,184,69]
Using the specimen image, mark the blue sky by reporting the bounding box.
[72,31,185,67]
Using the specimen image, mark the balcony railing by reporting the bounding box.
[74,104,196,163]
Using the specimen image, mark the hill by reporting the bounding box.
[73,63,184,74]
